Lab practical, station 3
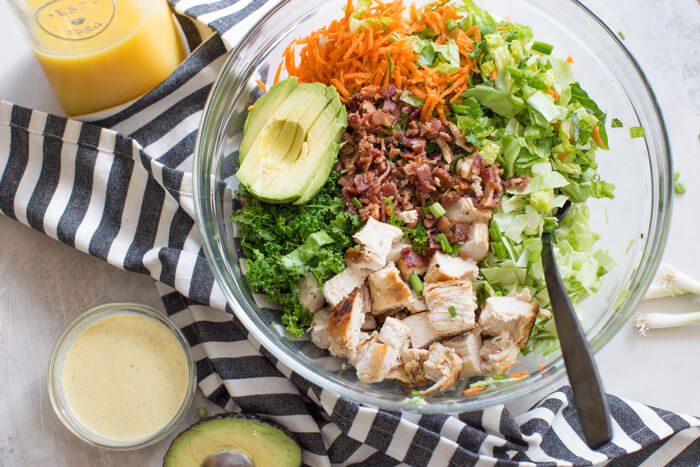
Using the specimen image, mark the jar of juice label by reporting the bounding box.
[8,0,186,116]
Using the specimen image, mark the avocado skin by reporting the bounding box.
[163,413,302,467]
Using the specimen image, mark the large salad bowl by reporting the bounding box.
[193,0,672,413]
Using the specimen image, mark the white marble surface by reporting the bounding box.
[0,1,699,466]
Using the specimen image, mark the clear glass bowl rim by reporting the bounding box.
[47,302,197,450]
[193,0,673,413]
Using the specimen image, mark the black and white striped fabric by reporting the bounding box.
[1,1,698,465]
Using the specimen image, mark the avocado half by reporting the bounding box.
[163,413,302,467]
[236,79,347,204]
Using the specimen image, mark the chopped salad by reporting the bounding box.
[232,0,615,395]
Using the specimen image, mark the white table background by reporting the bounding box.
[1,1,699,465]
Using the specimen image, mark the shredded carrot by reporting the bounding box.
[279,0,479,121]
[592,123,604,147]
[247,105,254,111]
[538,361,545,371]
[509,371,528,379]
[255,80,267,92]
[273,61,283,84]
[545,88,560,100]
[557,151,569,161]
[464,386,485,395]
[566,56,575,64]
[489,69,498,81]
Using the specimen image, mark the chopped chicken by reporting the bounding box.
[297,274,324,313]
[327,288,366,361]
[422,343,462,394]
[480,335,520,374]
[378,317,411,350]
[445,197,492,223]
[310,308,331,350]
[387,241,411,264]
[435,138,454,164]
[397,209,419,225]
[359,282,372,314]
[362,313,377,331]
[479,294,538,348]
[455,156,475,179]
[425,251,478,283]
[459,221,490,262]
[443,332,482,378]
[401,312,441,349]
[355,337,401,383]
[345,246,386,271]
[323,267,368,307]
[367,262,414,315]
[352,217,403,266]
[424,280,477,336]
[406,291,428,313]
[387,348,429,386]
[397,247,430,281]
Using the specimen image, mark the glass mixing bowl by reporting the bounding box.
[194,0,672,413]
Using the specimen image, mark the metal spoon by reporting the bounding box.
[541,200,612,449]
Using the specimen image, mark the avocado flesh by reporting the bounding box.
[163,414,302,467]
[239,78,297,163]
[293,88,348,205]
[236,83,336,203]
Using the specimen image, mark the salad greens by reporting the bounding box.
[449,1,616,355]
[232,173,361,335]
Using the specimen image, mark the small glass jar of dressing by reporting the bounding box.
[48,303,196,450]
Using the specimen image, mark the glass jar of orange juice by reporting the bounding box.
[8,0,186,116]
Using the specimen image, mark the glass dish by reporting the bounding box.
[47,303,197,449]
[194,0,672,413]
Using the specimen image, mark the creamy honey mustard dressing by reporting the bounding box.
[61,313,188,441]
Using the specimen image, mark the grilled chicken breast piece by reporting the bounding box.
[327,288,366,361]
[445,197,492,223]
[397,209,419,225]
[443,332,482,378]
[368,262,414,315]
[297,273,324,314]
[424,280,477,336]
[352,217,403,267]
[459,221,489,262]
[323,267,368,307]
[480,335,520,374]
[311,308,331,350]
[387,348,429,386]
[406,291,428,314]
[387,241,411,264]
[479,294,538,348]
[345,246,386,271]
[355,336,401,383]
[422,343,462,395]
[401,312,441,349]
[378,316,411,350]
[425,251,478,283]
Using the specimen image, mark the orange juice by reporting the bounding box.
[23,0,185,115]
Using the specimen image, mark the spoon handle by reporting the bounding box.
[542,232,613,449]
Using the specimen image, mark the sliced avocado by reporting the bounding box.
[239,78,297,163]
[163,413,301,467]
[235,82,347,204]
[294,88,348,205]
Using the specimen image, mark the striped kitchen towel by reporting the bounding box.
[1,0,698,465]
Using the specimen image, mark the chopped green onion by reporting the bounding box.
[611,118,623,128]
[429,202,446,218]
[617,31,626,40]
[198,408,207,419]
[674,172,686,194]
[388,52,395,75]
[448,306,457,318]
[445,18,458,32]
[531,41,554,55]
[409,273,424,296]
[450,243,461,257]
[630,126,645,138]
[493,242,508,259]
[434,233,452,253]
[352,197,363,209]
